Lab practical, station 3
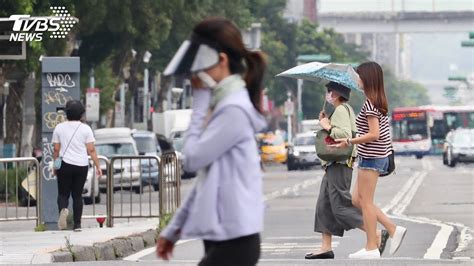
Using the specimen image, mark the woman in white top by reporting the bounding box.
[52,100,101,231]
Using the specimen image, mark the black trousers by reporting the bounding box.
[199,234,261,266]
[56,161,88,226]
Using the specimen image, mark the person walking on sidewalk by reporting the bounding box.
[305,82,389,260]
[52,100,102,231]
[156,17,267,266]
[333,62,407,259]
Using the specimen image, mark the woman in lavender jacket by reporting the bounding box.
[156,17,267,266]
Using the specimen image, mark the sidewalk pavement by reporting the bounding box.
[0,219,159,264]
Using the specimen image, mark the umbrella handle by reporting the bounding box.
[322,99,327,116]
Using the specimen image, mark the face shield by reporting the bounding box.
[163,35,220,76]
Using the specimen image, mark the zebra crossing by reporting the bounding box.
[260,236,340,257]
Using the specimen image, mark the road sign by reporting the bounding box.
[297,54,331,63]
[448,76,467,82]
[86,88,100,122]
[0,20,26,60]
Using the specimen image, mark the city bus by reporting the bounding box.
[391,105,474,158]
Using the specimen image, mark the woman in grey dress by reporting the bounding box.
[305,82,388,259]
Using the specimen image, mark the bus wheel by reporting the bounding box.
[415,154,423,159]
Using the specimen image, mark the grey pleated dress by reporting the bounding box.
[314,163,363,237]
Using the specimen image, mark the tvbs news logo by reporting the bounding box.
[9,6,76,42]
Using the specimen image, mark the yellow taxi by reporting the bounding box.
[258,133,288,164]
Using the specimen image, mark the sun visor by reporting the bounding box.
[163,40,220,76]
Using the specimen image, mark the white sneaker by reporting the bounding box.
[58,208,69,230]
[348,248,366,258]
[390,226,407,255]
[349,248,381,259]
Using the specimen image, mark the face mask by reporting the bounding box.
[325,91,335,105]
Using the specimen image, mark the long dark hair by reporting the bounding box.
[193,17,267,112]
[356,61,388,115]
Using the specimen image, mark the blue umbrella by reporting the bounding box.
[277,62,363,92]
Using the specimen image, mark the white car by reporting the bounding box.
[83,166,101,204]
[287,132,321,171]
[94,128,142,193]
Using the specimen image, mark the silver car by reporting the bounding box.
[443,128,474,167]
[94,128,142,193]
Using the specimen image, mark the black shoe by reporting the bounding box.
[379,229,389,255]
[305,250,334,259]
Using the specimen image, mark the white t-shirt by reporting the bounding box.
[52,121,95,166]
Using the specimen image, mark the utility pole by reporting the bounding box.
[285,91,294,143]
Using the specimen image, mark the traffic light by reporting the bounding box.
[461,32,474,47]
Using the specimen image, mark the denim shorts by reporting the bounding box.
[357,156,389,175]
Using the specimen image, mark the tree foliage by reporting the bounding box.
[1,0,432,154]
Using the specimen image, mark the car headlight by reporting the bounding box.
[125,165,140,174]
[293,150,300,156]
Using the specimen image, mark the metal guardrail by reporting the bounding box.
[106,155,164,227]
[1,153,181,229]
[0,157,42,226]
[159,152,181,216]
[105,152,181,227]
[81,155,109,220]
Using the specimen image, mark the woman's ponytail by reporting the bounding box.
[243,50,267,113]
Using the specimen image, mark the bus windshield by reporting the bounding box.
[392,119,429,141]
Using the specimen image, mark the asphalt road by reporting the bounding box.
[4,156,473,265]
[131,156,474,265]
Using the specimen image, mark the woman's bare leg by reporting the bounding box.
[321,233,332,252]
[357,169,379,250]
[352,176,396,237]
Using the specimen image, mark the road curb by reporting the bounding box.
[50,229,158,262]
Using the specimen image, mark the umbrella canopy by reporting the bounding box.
[277,62,363,92]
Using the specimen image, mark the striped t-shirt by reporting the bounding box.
[356,100,392,158]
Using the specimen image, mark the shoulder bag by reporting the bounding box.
[315,104,356,162]
[380,146,395,177]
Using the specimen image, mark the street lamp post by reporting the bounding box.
[143,51,152,129]
[0,82,9,144]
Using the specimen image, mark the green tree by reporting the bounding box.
[0,0,59,155]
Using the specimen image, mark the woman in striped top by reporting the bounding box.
[333,62,407,259]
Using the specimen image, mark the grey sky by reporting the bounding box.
[410,33,474,81]
[319,0,474,12]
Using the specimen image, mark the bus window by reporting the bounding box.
[468,112,474,128]
[392,119,428,141]
[445,113,460,130]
